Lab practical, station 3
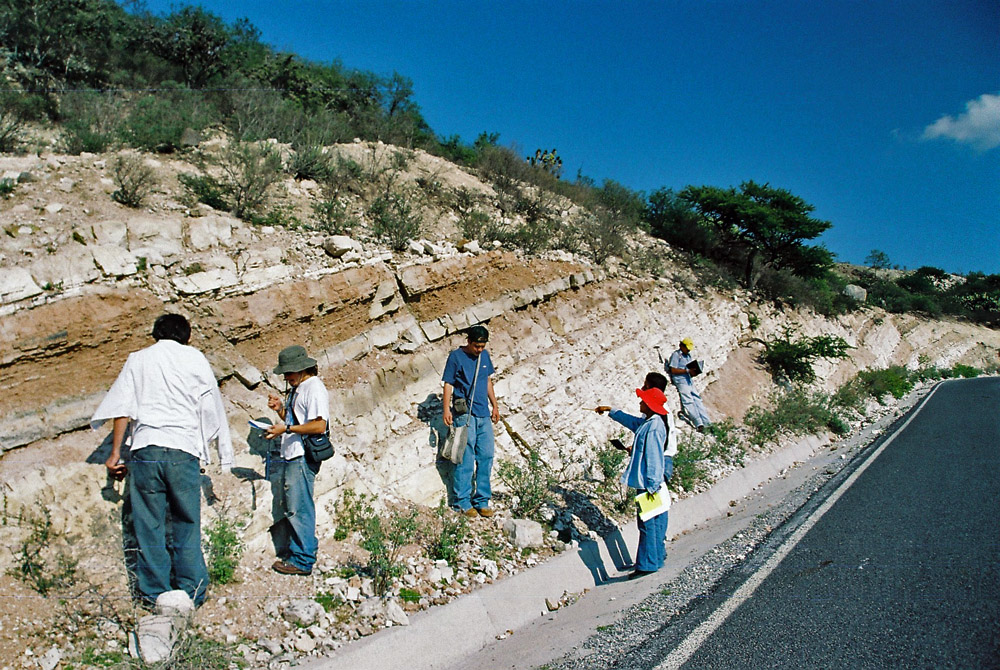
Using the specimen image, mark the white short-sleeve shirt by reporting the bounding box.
[280,376,330,460]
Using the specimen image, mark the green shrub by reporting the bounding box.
[312,198,359,234]
[669,439,708,493]
[0,178,15,198]
[8,506,78,595]
[120,90,215,152]
[217,141,284,220]
[595,443,627,484]
[361,508,418,596]
[204,511,244,585]
[287,144,332,181]
[110,153,156,208]
[178,172,228,211]
[758,327,851,384]
[744,387,842,448]
[369,191,421,250]
[951,364,981,379]
[496,450,556,521]
[331,489,371,541]
[855,366,914,401]
[59,91,123,154]
[426,499,467,566]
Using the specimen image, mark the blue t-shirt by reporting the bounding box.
[442,348,495,417]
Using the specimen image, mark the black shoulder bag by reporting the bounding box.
[287,390,334,463]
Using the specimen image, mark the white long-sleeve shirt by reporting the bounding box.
[90,339,233,466]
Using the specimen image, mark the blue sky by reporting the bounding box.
[142,0,999,274]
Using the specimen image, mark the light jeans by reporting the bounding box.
[268,456,319,572]
[453,414,495,511]
[671,374,712,427]
[635,505,669,573]
[129,446,208,607]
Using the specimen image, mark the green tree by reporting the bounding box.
[680,181,833,288]
[864,249,891,270]
[145,6,231,88]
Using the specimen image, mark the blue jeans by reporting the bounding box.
[671,375,711,427]
[128,446,208,606]
[269,457,318,572]
[453,414,495,511]
[635,504,669,572]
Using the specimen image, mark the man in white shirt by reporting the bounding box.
[91,314,232,607]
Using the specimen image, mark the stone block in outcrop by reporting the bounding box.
[419,318,448,342]
[180,127,201,147]
[57,178,75,192]
[44,203,64,215]
[843,284,867,302]
[128,217,184,264]
[0,267,44,304]
[156,590,195,620]
[129,591,193,663]
[460,240,482,254]
[91,220,128,246]
[92,245,138,277]
[323,235,359,258]
[31,247,101,290]
[282,599,324,627]
[186,215,234,251]
[385,600,409,626]
[504,518,545,549]
[368,279,402,320]
[172,269,238,295]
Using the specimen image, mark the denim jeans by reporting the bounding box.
[453,414,495,511]
[635,505,669,573]
[128,446,208,606]
[671,375,712,427]
[269,456,319,572]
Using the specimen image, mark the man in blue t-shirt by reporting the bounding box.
[442,325,500,517]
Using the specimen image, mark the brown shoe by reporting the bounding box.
[272,560,311,576]
[464,508,479,518]
[476,508,494,518]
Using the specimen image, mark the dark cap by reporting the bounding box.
[467,325,489,343]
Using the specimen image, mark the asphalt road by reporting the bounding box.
[631,377,1000,669]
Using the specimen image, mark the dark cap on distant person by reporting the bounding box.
[467,325,489,343]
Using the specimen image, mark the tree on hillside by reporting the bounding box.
[579,179,645,264]
[645,187,718,255]
[680,181,833,288]
[864,249,891,270]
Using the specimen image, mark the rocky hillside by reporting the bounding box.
[1,139,998,666]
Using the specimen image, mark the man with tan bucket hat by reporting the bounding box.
[262,345,330,576]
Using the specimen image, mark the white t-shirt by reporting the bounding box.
[280,375,330,460]
[90,339,233,466]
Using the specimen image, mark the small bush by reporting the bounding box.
[369,191,421,250]
[178,172,228,211]
[758,327,851,384]
[595,443,627,484]
[0,93,26,153]
[59,91,124,155]
[0,178,15,198]
[669,439,708,493]
[361,507,419,597]
[111,153,156,208]
[287,144,332,181]
[331,489,371,541]
[426,499,467,566]
[496,450,557,521]
[217,141,284,220]
[312,198,359,234]
[744,387,842,448]
[854,366,914,402]
[204,511,245,585]
[8,506,78,595]
[951,364,981,378]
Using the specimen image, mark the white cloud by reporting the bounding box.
[921,93,1000,151]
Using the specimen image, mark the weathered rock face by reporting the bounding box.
[1,145,998,571]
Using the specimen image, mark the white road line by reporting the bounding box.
[654,383,943,670]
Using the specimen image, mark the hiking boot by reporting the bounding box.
[272,559,311,576]
[464,508,479,518]
[476,508,495,518]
